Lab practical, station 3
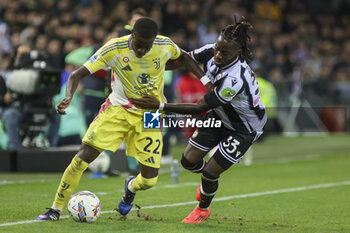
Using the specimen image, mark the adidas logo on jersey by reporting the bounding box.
[122,65,132,71]
[145,156,155,164]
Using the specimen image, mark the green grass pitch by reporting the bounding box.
[1,134,350,233]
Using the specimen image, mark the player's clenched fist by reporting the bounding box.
[56,97,72,115]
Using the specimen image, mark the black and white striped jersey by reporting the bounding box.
[190,44,267,137]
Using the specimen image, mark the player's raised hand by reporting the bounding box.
[130,95,160,109]
[56,97,72,115]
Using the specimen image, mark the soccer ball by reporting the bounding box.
[68,190,101,222]
[88,151,111,173]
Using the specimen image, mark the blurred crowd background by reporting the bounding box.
[0,0,349,151]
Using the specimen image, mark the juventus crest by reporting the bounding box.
[153,58,160,69]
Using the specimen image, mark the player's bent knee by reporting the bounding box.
[202,170,219,180]
[78,143,102,164]
[181,153,206,173]
[139,175,158,190]
[181,153,193,169]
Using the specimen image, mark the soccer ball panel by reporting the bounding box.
[68,190,101,222]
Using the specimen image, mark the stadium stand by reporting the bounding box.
[0,0,349,155]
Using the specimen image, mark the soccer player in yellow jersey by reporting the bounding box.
[37,18,212,220]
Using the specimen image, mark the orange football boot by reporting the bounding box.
[182,206,211,223]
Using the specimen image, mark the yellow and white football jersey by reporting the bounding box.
[84,35,181,115]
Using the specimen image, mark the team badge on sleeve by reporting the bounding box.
[221,88,236,98]
[88,54,99,64]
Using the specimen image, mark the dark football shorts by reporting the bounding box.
[189,111,257,170]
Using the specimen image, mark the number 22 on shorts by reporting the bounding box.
[143,137,161,154]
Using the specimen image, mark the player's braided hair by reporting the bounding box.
[222,16,253,61]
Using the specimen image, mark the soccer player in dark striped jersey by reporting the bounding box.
[131,17,267,224]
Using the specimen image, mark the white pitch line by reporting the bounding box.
[1,180,350,227]
[0,179,49,185]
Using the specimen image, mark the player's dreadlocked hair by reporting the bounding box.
[222,16,253,61]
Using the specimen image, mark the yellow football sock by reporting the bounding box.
[130,174,158,192]
[51,155,89,211]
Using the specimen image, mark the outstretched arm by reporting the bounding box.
[164,98,210,115]
[131,95,210,115]
[165,50,202,76]
[56,66,90,115]
[166,50,214,92]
